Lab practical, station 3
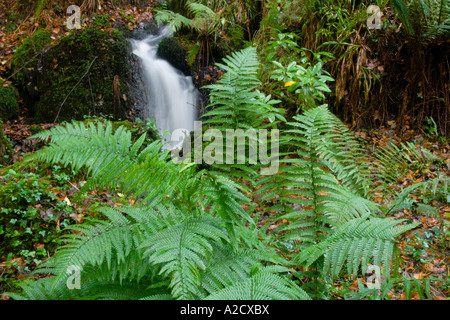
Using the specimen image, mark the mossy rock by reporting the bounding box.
[10,30,51,71]
[10,29,52,102]
[0,86,19,122]
[157,37,191,76]
[0,121,13,166]
[34,28,132,123]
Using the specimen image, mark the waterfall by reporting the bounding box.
[130,27,199,145]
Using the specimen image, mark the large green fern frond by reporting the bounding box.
[33,205,172,295]
[296,217,419,279]
[202,46,278,130]
[140,216,230,300]
[258,105,341,243]
[204,269,311,300]
[154,9,192,32]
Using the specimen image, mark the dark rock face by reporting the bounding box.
[0,86,19,122]
[157,37,191,77]
[128,48,148,121]
[10,29,52,108]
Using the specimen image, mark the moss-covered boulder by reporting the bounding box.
[10,29,52,103]
[10,29,51,72]
[34,28,132,123]
[0,121,13,166]
[0,86,19,122]
[157,37,191,76]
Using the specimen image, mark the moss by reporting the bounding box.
[0,121,13,166]
[10,29,51,74]
[34,28,132,123]
[157,37,191,76]
[10,29,51,103]
[0,86,19,122]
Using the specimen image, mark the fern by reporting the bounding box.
[372,141,443,196]
[255,104,423,285]
[390,0,415,34]
[141,216,230,299]
[204,269,311,300]
[258,105,340,243]
[154,10,191,33]
[296,217,418,279]
[202,46,284,130]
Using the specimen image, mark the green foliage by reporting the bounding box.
[255,104,420,295]
[258,30,334,113]
[7,46,446,301]
[0,86,18,122]
[270,54,334,111]
[296,217,416,279]
[91,13,110,28]
[155,0,250,67]
[0,168,75,260]
[390,0,416,34]
[391,0,450,39]
[202,46,285,130]
[10,29,51,74]
[372,142,445,197]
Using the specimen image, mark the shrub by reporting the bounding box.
[10,29,51,104]
[0,168,75,260]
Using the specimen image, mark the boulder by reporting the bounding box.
[34,27,133,123]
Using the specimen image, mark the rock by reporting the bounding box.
[10,29,51,106]
[157,37,191,76]
[33,28,133,123]
[0,85,18,122]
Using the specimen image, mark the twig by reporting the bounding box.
[88,74,96,115]
[53,56,97,123]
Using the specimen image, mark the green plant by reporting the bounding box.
[91,13,110,27]
[423,117,440,138]
[270,54,334,111]
[0,120,13,166]
[390,0,450,40]
[0,169,75,259]
[202,46,285,130]
[0,85,18,122]
[5,119,309,299]
[155,0,228,68]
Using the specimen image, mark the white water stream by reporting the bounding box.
[130,27,198,144]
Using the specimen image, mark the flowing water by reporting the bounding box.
[130,27,199,144]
